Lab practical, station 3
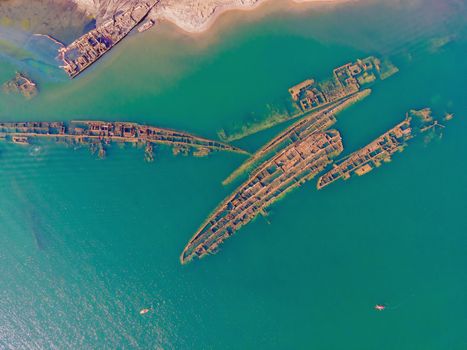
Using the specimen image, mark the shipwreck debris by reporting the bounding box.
[2,72,38,99]
[0,120,246,159]
[59,1,158,78]
[181,130,343,264]
[289,56,390,113]
[317,109,450,189]
[317,118,413,189]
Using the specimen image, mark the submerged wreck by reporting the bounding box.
[0,120,246,158]
[181,129,343,264]
[223,89,371,185]
[59,1,157,78]
[317,119,412,189]
[2,72,38,99]
[182,107,449,264]
[219,56,396,143]
[317,109,446,189]
[288,56,394,113]
[222,56,396,185]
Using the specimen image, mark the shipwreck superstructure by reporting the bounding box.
[317,109,447,189]
[0,120,246,158]
[2,72,38,99]
[218,56,398,143]
[182,107,449,264]
[289,56,386,112]
[59,1,158,78]
[222,56,392,184]
[317,118,413,189]
[223,89,371,185]
[181,129,343,264]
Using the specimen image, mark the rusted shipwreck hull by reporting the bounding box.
[0,120,246,155]
[181,129,343,264]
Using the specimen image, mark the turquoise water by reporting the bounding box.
[0,1,466,348]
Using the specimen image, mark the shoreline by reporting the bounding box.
[152,0,349,35]
[72,0,349,36]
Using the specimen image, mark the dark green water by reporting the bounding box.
[0,1,466,348]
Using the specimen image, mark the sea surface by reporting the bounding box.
[0,0,466,349]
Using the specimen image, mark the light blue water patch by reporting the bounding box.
[0,26,65,81]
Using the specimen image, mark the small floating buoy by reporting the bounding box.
[375,304,385,311]
[139,308,151,315]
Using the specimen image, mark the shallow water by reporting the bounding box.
[0,0,466,348]
[0,0,89,42]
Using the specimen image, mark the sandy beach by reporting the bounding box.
[72,0,348,34]
[162,0,351,45]
[156,0,349,34]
